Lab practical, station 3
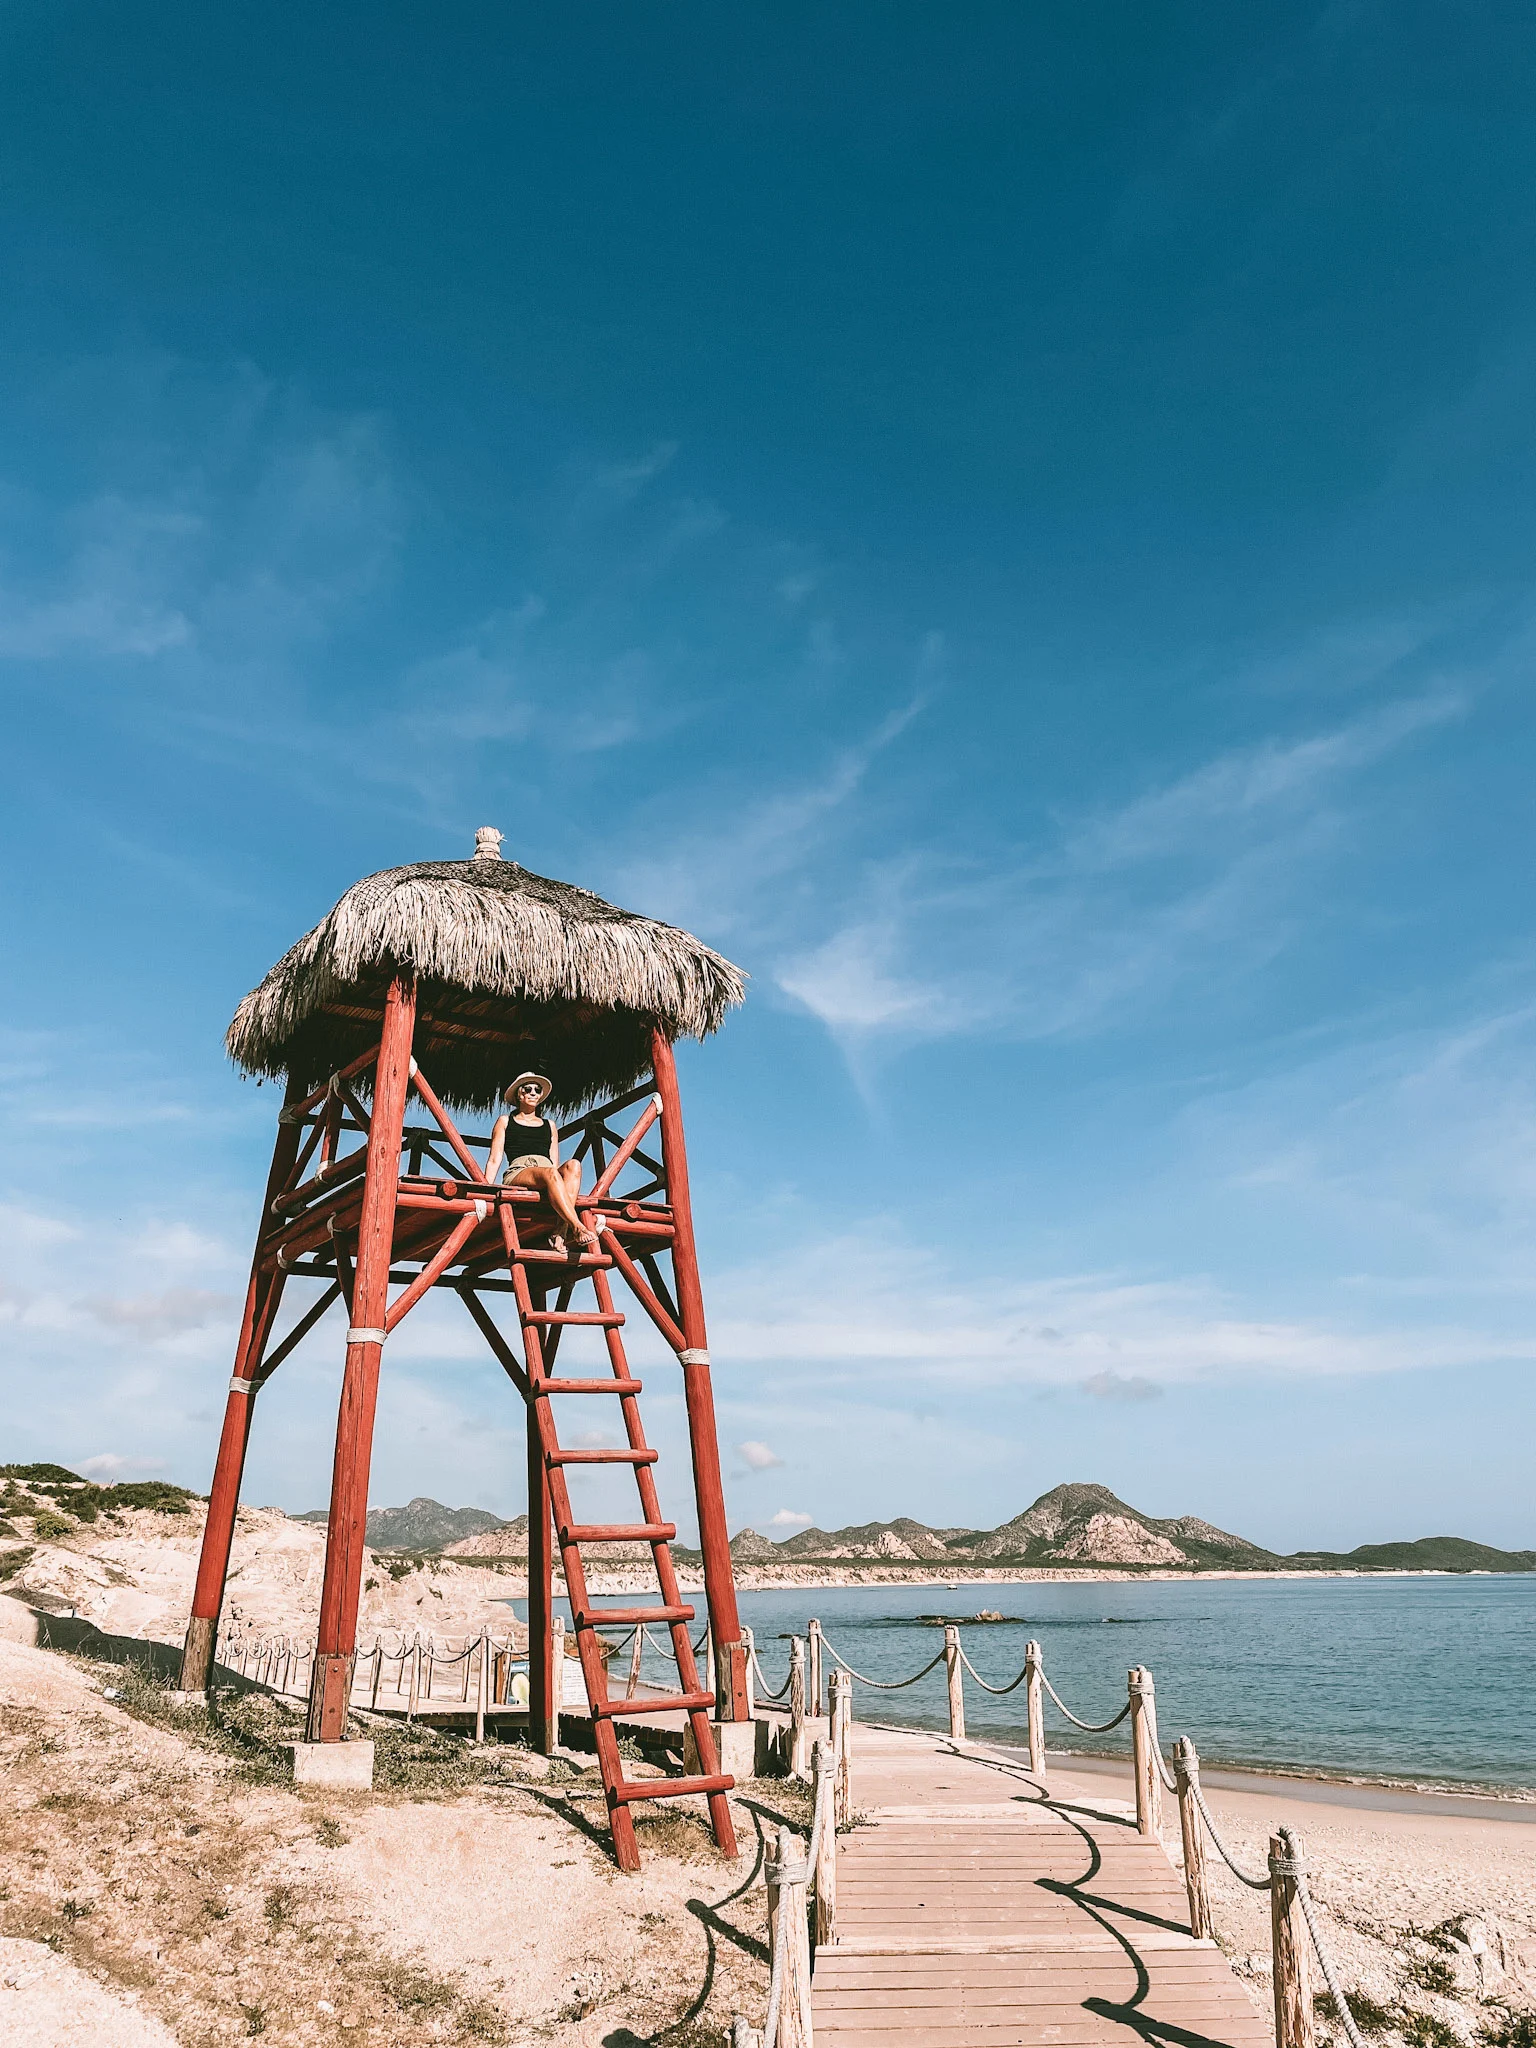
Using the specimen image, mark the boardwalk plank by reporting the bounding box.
[809,1728,1268,2048]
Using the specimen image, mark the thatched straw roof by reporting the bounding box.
[226,830,745,1112]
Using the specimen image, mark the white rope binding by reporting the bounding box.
[347,1326,387,1345]
[678,1348,710,1365]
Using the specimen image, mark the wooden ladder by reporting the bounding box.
[504,1224,736,1871]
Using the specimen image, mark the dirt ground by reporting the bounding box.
[1182,1779,1536,2047]
[0,1636,786,2048]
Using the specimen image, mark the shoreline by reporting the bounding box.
[968,1737,1536,1820]
[719,1563,1534,1588]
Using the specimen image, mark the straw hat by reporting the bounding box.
[504,1071,553,1107]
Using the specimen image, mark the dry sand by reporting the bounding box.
[1,1505,530,1654]
[0,1631,781,2046]
[979,1746,1536,2041]
[1,1623,1533,2047]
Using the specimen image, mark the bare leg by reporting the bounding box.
[509,1162,593,1246]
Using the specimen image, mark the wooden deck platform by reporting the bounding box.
[815,1725,1270,2048]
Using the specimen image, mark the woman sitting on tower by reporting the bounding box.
[485,1071,597,1256]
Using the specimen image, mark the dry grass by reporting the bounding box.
[0,1641,773,2045]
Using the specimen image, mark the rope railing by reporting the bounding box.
[742,1623,1373,2048]
[1038,1667,1133,1732]
[211,1620,529,1716]
[212,1605,1367,2048]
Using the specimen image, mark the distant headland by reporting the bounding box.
[296,1478,1534,1578]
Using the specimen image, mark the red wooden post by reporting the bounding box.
[306,976,417,1742]
[650,1029,749,1723]
[526,1284,557,1753]
[180,1075,305,1692]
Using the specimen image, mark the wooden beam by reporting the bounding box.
[308,974,416,1743]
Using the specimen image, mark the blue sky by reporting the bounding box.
[3,3,1535,1551]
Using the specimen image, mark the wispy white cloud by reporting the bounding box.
[706,1227,1533,1387]
[1082,1370,1162,1403]
[84,1288,236,1339]
[77,1452,169,1480]
[772,684,1469,1058]
[766,1508,814,1531]
[735,1440,784,1470]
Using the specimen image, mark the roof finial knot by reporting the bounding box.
[472,826,504,862]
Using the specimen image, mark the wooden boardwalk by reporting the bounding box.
[814,1724,1270,2048]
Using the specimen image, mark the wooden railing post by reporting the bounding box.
[767,1823,813,2048]
[626,1626,644,1699]
[1129,1666,1163,1838]
[1270,1832,1314,2048]
[831,1667,852,1825]
[944,1625,966,1739]
[551,1616,565,1750]
[813,1738,837,1950]
[807,1617,824,1719]
[742,1625,757,1718]
[1173,1737,1213,1939]
[406,1631,421,1723]
[1025,1639,1046,1776]
[789,1637,808,1778]
[474,1623,490,1743]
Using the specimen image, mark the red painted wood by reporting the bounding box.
[254,1281,342,1382]
[549,1447,659,1465]
[526,1288,556,1754]
[308,975,417,1742]
[383,1208,479,1330]
[586,1095,661,1201]
[406,1059,487,1183]
[535,1376,643,1395]
[650,1029,749,1723]
[591,1690,715,1718]
[283,1044,382,1124]
[523,1310,624,1326]
[611,1772,734,1802]
[602,1234,687,1352]
[572,1604,694,1626]
[562,1521,676,1541]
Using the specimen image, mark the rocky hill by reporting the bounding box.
[1291,1535,1536,1573]
[758,1484,1275,1571]
[0,1468,530,1645]
[296,1496,509,1552]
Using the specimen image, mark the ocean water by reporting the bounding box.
[721,1576,1536,1795]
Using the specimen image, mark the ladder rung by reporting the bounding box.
[592,1690,714,1718]
[612,1772,734,1803]
[550,1448,658,1466]
[573,1604,694,1627]
[536,1378,642,1395]
[564,1521,675,1544]
[523,1311,625,1326]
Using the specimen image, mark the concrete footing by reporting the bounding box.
[684,1715,774,1779]
[291,1739,374,1789]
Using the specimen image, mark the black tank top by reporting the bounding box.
[504,1117,552,1160]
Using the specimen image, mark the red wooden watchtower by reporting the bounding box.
[179,828,750,1870]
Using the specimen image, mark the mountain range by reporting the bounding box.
[299,1481,1536,1573]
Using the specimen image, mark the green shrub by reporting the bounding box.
[0,1463,82,1484]
[1316,1991,1395,2034]
[0,1547,36,1582]
[31,1510,75,1540]
[1401,2013,1462,2048]
[1407,1956,1458,1998]
[1480,2010,1536,2048]
[107,1480,197,1513]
